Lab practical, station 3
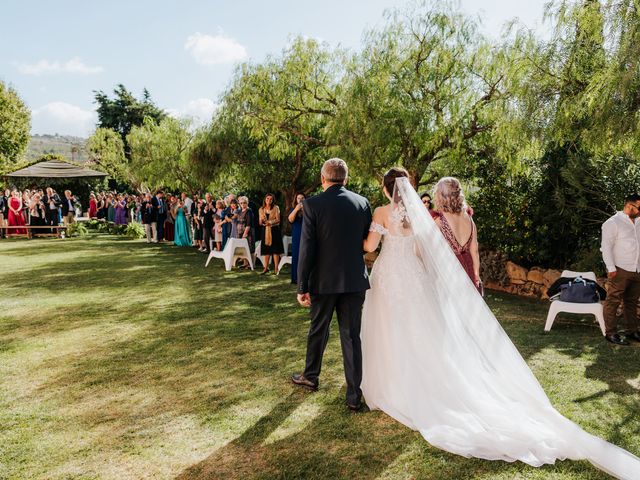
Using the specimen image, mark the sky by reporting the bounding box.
[0,0,550,137]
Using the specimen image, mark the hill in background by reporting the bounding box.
[27,134,88,163]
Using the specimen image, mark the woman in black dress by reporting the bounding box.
[258,193,284,274]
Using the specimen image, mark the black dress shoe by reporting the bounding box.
[626,331,640,342]
[291,373,318,391]
[346,402,363,412]
[605,333,630,346]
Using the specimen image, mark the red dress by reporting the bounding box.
[89,199,98,218]
[432,210,478,289]
[8,197,26,234]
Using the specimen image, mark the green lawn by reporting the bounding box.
[1,235,638,480]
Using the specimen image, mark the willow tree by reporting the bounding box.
[86,127,127,182]
[0,81,30,170]
[333,1,518,187]
[193,37,342,212]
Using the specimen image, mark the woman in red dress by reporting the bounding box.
[8,190,27,234]
[431,177,481,292]
[88,193,98,218]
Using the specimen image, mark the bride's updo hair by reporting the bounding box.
[383,167,409,196]
[433,177,467,213]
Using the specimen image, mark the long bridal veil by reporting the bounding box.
[389,177,640,479]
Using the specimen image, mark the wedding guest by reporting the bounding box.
[221,195,234,248]
[181,192,193,219]
[8,190,26,234]
[193,198,204,249]
[0,190,7,238]
[153,191,167,242]
[22,190,30,223]
[88,193,98,218]
[200,194,215,252]
[288,193,305,284]
[141,193,158,243]
[114,194,128,225]
[164,195,176,242]
[214,199,224,251]
[43,187,60,228]
[601,193,640,346]
[173,200,192,247]
[107,193,116,222]
[259,193,284,274]
[420,192,433,210]
[97,193,108,220]
[431,177,481,292]
[61,190,76,226]
[228,198,240,239]
[235,196,255,268]
[29,193,46,236]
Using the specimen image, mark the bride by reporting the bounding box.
[360,167,640,479]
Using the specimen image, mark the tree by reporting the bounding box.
[86,128,127,181]
[94,84,166,156]
[192,37,342,212]
[128,117,202,192]
[0,81,30,169]
[333,1,516,186]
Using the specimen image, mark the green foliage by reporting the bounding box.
[66,222,89,238]
[94,84,166,156]
[128,117,201,191]
[124,222,145,239]
[86,128,127,181]
[0,81,31,168]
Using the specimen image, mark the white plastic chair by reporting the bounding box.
[205,238,254,271]
[283,235,292,256]
[276,256,292,275]
[544,270,606,335]
[253,240,272,269]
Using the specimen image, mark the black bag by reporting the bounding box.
[559,277,600,303]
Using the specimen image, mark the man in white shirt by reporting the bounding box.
[601,193,640,345]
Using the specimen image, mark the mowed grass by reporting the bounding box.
[0,235,639,480]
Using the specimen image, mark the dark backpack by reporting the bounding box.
[558,277,600,303]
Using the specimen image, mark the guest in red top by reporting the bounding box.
[431,177,481,291]
[8,190,27,234]
[88,193,98,218]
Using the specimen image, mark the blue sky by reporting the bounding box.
[1,0,549,137]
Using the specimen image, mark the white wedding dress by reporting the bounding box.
[361,178,640,479]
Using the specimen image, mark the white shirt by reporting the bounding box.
[601,211,640,273]
[183,197,193,213]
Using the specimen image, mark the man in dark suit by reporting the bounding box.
[292,158,372,411]
[153,191,166,242]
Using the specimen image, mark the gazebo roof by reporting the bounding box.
[5,159,107,178]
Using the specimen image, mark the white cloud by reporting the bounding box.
[31,102,97,137]
[184,32,248,66]
[17,57,104,75]
[168,98,218,127]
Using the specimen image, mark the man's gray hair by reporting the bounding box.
[321,158,348,184]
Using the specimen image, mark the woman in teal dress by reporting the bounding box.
[173,201,192,247]
[107,194,116,223]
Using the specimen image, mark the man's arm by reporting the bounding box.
[601,218,617,275]
[297,200,317,297]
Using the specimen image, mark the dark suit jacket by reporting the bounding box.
[60,197,75,215]
[141,201,157,223]
[297,184,372,295]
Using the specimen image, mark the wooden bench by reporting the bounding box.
[2,225,68,239]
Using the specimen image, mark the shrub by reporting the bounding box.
[124,222,145,239]
[66,222,89,238]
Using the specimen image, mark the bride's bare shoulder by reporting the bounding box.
[373,204,391,225]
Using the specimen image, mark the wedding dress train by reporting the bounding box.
[360,178,640,479]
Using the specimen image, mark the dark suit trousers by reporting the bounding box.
[304,291,366,405]
[157,213,166,240]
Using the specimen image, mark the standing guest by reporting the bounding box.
[259,193,285,274]
[107,194,116,223]
[235,196,255,268]
[601,193,640,346]
[98,193,108,220]
[88,193,98,218]
[8,190,27,234]
[228,198,240,239]
[0,190,7,238]
[22,190,31,224]
[214,199,225,251]
[200,194,215,253]
[420,192,433,210]
[141,193,158,243]
[174,199,192,247]
[193,198,204,250]
[114,194,128,225]
[181,192,193,219]
[153,191,166,242]
[431,177,481,292]
[61,190,76,226]
[164,195,176,242]
[29,193,46,236]
[44,187,60,229]
[221,195,234,249]
[288,193,305,284]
